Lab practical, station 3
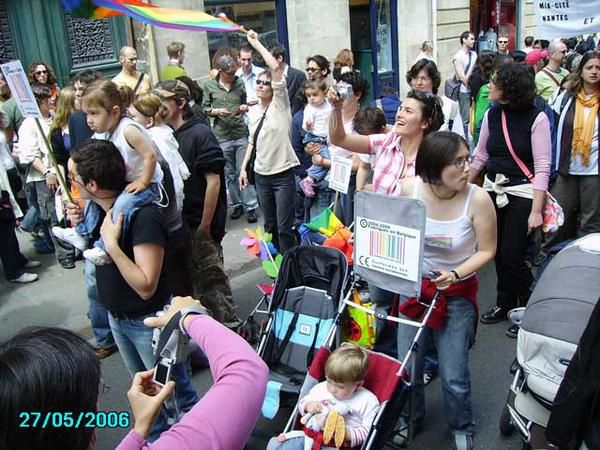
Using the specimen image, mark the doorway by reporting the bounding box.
[349,0,399,103]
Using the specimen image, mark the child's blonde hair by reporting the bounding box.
[304,79,328,94]
[131,93,169,126]
[82,79,133,114]
[325,344,369,383]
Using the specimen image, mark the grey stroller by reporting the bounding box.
[499,234,600,448]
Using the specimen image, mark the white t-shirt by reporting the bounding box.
[329,119,355,160]
[452,49,477,94]
[299,381,380,438]
[303,101,333,138]
[94,117,163,183]
[569,105,599,175]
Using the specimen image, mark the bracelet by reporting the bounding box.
[450,270,461,282]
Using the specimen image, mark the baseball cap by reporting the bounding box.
[525,49,548,66]
[154,79,191,100]
[215,55,237,72]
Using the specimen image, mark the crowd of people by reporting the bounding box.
[0,26,599,450]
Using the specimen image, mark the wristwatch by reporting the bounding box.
[177,305,211,338]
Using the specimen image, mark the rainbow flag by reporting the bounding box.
[94,0,241,32]
[61,0,148,19]
[304,208,345,238]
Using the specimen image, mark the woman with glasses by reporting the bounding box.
[27,62,60,109]
[305,54,331,81]
[240,31,299,254]
[395,131,496,450]
[547,51,600,246]
[329,88,444,356]
[469,62,552,338]
[0,296,269,450]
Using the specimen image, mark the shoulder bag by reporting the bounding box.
[501,110,564,233]
[444,51,472,101]
[247,107,268,186]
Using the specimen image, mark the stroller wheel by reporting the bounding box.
[499,403,515,436]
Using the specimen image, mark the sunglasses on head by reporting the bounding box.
[256,79,271,86]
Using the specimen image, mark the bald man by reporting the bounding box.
[112,46,152,95]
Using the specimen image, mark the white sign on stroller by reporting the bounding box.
[354,191,426,298]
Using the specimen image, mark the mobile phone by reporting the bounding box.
[428,270,441,279]
[152,361,172,386]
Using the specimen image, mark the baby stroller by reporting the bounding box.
[257,246,349,418]
[272,343,409,450]
[499,234,600,448]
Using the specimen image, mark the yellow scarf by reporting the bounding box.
[572,90,600,166]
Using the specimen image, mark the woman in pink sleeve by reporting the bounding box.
[468,62,551,338]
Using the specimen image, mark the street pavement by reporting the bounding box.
[0,211,524,450]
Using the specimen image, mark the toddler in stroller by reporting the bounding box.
[273,344,380,450]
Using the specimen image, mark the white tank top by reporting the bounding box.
[94,116,163,183]
[412,178,477,276]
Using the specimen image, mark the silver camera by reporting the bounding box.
[335,83,354,100]
[151,306,191,386]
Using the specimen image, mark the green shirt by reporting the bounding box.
[201,76,247,141]
[160,64,187,81]
[535,67,569,102]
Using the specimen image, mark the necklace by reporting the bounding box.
[429,184,458,200]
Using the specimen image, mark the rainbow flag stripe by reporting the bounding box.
[61,0,147,19]
[94,0,241,32]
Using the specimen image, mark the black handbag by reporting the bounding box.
[247,107,268,186]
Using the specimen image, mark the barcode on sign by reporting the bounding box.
[332,162,350,185]
[369,230,405,264]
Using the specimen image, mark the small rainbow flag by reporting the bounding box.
[94,0,241,32]
[61,0,149,19]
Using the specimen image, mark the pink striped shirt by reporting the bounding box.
[368,132,415,196]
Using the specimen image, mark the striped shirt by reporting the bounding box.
[368,132,415,196]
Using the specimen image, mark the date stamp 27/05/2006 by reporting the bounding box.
[18,411,130,429]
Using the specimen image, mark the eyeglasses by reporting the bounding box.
[99,377,111,398]
[35,70,48,75]
[412,76,431,82]
[306,67,319,72]
[256,79,272,86]
[450,157,470,169]
[498,40,508,44]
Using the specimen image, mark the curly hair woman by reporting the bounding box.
[468,62,552,338]
[27,61,60,108]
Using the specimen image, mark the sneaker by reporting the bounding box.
[480,306,507,324]
[452,433,474,450]
[59,257,76,270]
[300,176,316,198]
[230,205,244,220]
[10,273,39,283]
[52,226,88,252]
[246,209,258,224]
[23,260,41,269]
[83,247,113,266]
[506,324,520,339]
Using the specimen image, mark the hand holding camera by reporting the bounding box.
[127,369,175,438]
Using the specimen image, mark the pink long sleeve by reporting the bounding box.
[530,112,551,191]
[470,111,490,172]
[116,315,269,450]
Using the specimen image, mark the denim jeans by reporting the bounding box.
[77,184,159,251]
[267,435,336,450]
[304,133,330,182]
[219,137,258,212]
[255,169,297,253]
[84,261,115,349]
[397,295,475,434]
[0,218,28,280]
[108,310,199,440]
[458,92,471,143]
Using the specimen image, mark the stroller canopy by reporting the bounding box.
[521,234,600,344]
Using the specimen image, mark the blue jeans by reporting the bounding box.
[304,133,329,182]
[84,261,115,349]
[397,296,476,435]
[255,169,297,254]
[458,92,471,143]
[77,184,159,251]
[219,137,258,211]
[267,436,336,450]
[108,311,199,440]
